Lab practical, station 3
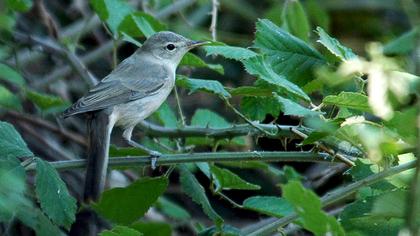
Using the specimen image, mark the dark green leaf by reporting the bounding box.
[243,56,310,101]
[316,27,356,61]
[180,53,224,74]
[203,45,257,60]
[0,85,22,110]
[94,177,168,224]
[109,145,147,157]
[210,165,260,192]
[152,102,177,128]
[283,181,345,236]
[241,96,281,120]
[383,27,420,55]
[130,222,171,236]
[6,0,33,12]
[35,158,77,229]
[254,19,325,85]
[243,196,294,218]
[323,92,370,112]
[156,197,191,220]
[90,0,134,35]
[0,63,25,87]
[100,225,142,236]
[0,121,32,158]
[275,95,320,117]
[281,0,310,42]
[119,12,166,38]
[179,164,223,228]
[26,90,70,114]
[176,75,230,98]
[228,86,273,96]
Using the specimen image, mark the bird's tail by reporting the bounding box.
[84,111,112,203]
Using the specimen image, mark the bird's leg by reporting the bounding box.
[123,127,161,169]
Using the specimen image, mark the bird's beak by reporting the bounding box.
[187,40,210,49]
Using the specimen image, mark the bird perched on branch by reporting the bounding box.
[62,31,207,202]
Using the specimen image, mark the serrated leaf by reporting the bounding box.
[100,225,142,236]
[228,86,273,96]
[0,85,21,110]
[156,197,191,220]
[384,27,420,55]
[283,181,345,236]
[275,95,320,117]
[0,63,25,87]
[176,75,230,98]
[6,0,33,12]
[179,164,223,228]
[119,12,166,38]
[316,27,356,61]
[204,45,257,60]
[0,121,32,158]
[323,92,370,112]
[94,177,168,225]
[26,90,70,114]
[210,165,260,192]
[180,53,224,74]
[254,19,325,85]
[243,56,310,101]
[130,222,171,236]
[90,0,134,35]
[241,96,281,120]
[35,158,77,229]
[281,0,310,42]
[243,196,294,218]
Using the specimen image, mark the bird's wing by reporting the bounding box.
[62,59,169,117]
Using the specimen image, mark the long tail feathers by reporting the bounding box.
[84,111,112,203]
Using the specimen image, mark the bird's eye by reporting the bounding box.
[166,44,176,51]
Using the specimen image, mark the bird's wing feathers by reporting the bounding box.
[63,60,169,117]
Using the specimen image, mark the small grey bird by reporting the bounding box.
[63,31,207,202]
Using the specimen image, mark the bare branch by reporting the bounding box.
[210,0,219,41]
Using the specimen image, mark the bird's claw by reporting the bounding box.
[149,151,161,170]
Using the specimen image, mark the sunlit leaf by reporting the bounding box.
[322,92,370,112]
[316,26,356,61]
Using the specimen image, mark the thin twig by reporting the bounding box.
[210,0,219,41]
[174,86,186,126]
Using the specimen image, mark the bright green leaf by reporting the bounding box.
[6,0,33,12]
[210,165,260,192]
[26,90,70,114]
[283,181,345,236]
[316,27,356,61]
[152,102,177,128]
[180,53,224,74]
[241,96,281,120]
[0,14,16,32]
[90,0,134,35]
[176,75,230,98]
[243,56,310,101]
[243,196,294,218]
[0,121,32,158]
[254,19,325,85]
[35,158,77,229]
[0,63,25,87]
[109,144,147,157]
[130,222,171,236]
[203,45,257,60]
[275,95,320,117]
[100,225,142,236]
[323,92,370,112]
[281,0,310,42]
[179,164,223,228]
[94,177,168,225]
[228,86,273,96]
[0,85,21,111]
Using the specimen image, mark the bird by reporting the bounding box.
[62,31,207,202]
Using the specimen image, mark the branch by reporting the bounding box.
[137,120,309,138]
[210,0,219,41]
[25,151,334,171]
[243,159,418,236]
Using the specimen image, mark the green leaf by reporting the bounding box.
[100,225,142,236]
[26,90,70,114]
[152,102,177,128]
[155,197,191,220]
[254,19,325,85]
[243,196,294,218]
[282,181,345,236]
[180,53,224,74]
[210,165,260,192]
[228,86,273,96]
[109,144,147,157]
[301,131,329,145]
[176,75,230,98]
[275,95,320,117]
[316,27,356,61]
[119,12,166,38]
[385,107,417,145]
[322,92,370,112]
[305,0,330,31]
[203,45,257,60]
[347,159,397,191]
[0,85,22,110]
[94,177,168,225]
[243,56,310,101]
[383,27,420,55]
[281,0,310,42]
[35,158,77,229]
[0,63,25,87]
[121,32,142,47]
[0,121,32,158]
[198,225,241,236]
[130,222,171,236]
[179,164,223,228]
[6,0,33,12]
[0,13,16,32]
[241,96,281,120]
[90,0,134,35]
